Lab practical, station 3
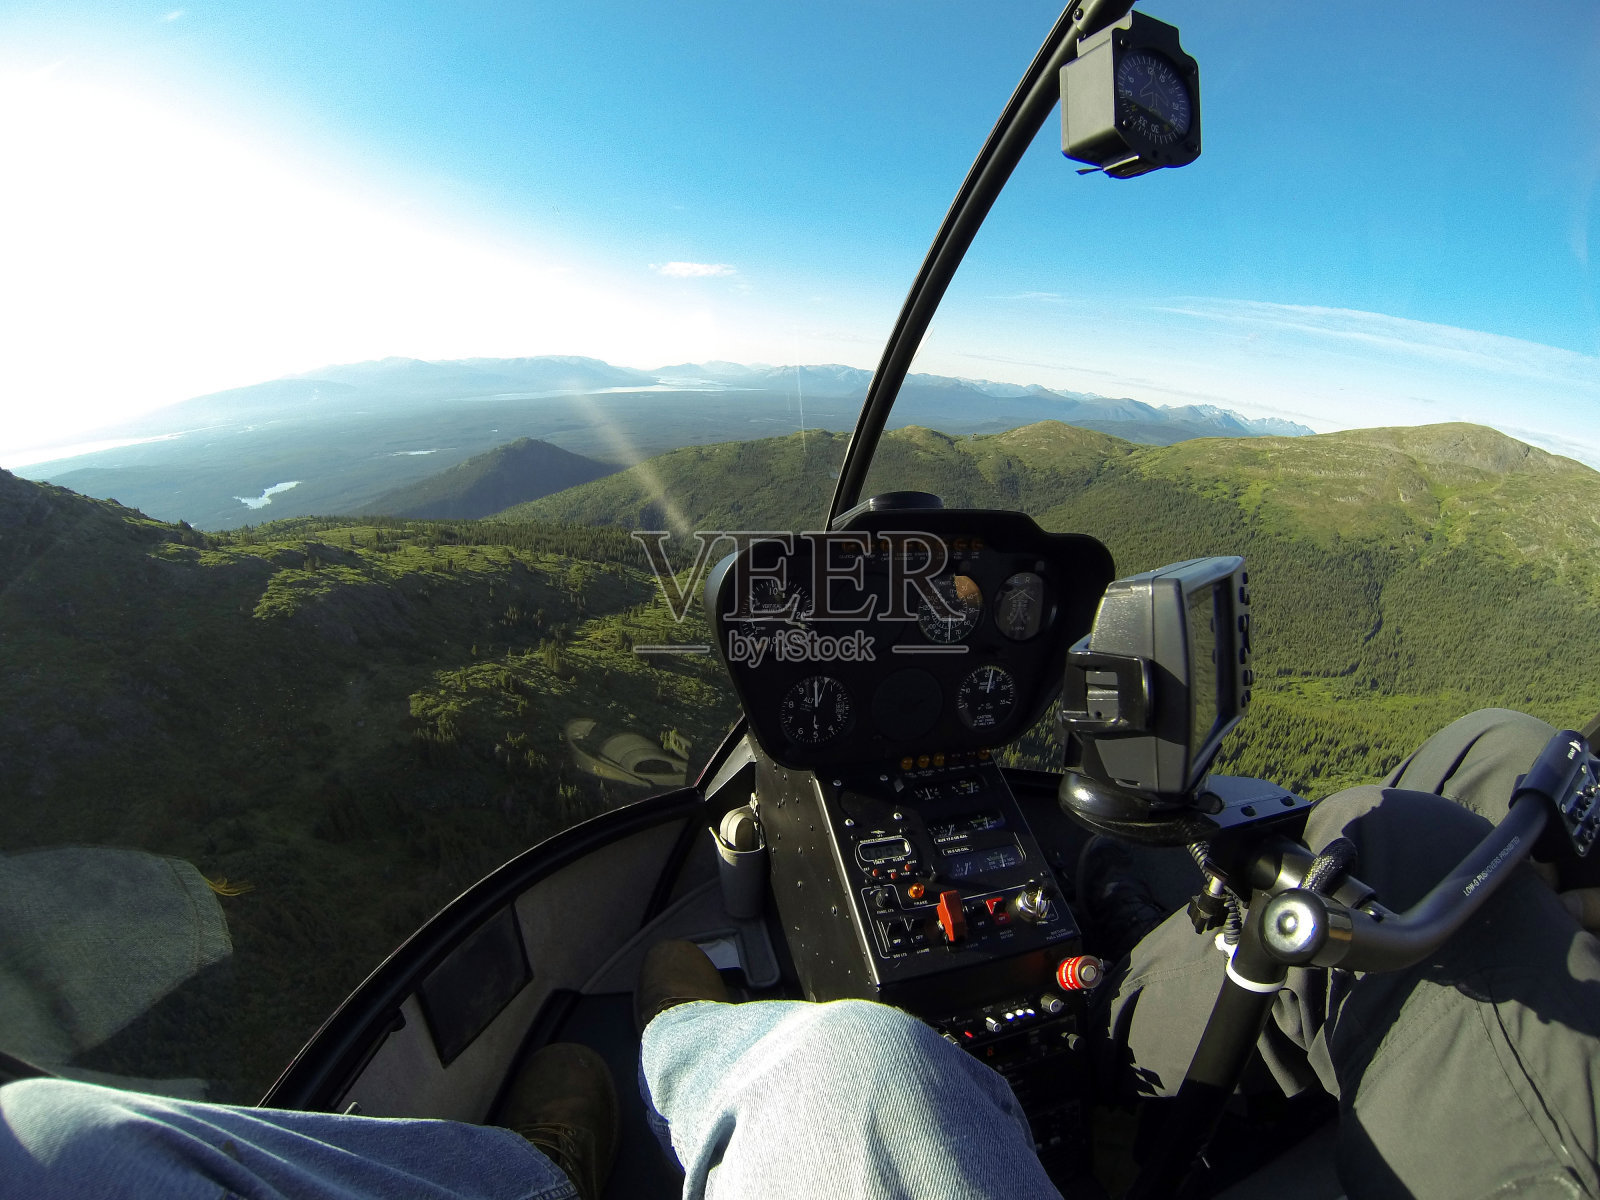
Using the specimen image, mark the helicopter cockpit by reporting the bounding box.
[12,0,1600,1196]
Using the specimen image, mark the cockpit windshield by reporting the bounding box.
[1,0,1596,1113]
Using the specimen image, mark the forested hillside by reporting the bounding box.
[0,469,737,1100]
[515,420,1600,795]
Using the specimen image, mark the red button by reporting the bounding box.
[936,890,967,943]
[1056,955,1104,991]
[984,896,1010,924]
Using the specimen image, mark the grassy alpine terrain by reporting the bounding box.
[512,420,1600,796]
[0,469,738,1101]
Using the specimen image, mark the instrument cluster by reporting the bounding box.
[706,507,1114,770]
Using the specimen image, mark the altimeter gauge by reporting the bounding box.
[779,675,853,746]
[918,575,983,644]
[956,665,1017,730]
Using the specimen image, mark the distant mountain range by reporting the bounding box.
[15,354,1313,529]
[653,360,1314,438]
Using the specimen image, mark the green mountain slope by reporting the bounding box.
[513,420,1600,792]
[0,469,737,1100]
[499,429,854,532]
[517,419,1600,586]
[361,437,616,519]
[499,423,1134,531]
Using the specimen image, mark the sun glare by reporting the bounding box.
[0,68,726,455]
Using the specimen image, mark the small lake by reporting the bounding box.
[235,481,301,510]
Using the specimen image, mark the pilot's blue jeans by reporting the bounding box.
[638,998,1062,1199]
[0,998,1061,1200]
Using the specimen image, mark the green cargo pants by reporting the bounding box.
[1103,709,1600,1199]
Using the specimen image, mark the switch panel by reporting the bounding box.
[759,754,1083,1015]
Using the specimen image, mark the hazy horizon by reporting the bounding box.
[7,346,1598,476]
[2,3,1596,467]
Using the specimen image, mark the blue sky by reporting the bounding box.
[1,1,1597,465]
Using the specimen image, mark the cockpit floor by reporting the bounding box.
[542,991,684,1200]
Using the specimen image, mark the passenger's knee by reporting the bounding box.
[780,1000,1021,1119]
[792,1001,946,1080]
[1443,707,1552,741]
[803,999,931,1047]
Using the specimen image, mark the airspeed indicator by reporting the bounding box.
[956,665,1017,730]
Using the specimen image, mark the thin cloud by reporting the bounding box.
[949,349,1330,430]
[1155,299,1600,390]
[1141,297,1600,468]
[161,10,185,20]
[651,261,736,278]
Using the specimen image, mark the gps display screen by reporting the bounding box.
[1186,582,1222,757]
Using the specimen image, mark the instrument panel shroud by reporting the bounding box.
[707,509,1114,769]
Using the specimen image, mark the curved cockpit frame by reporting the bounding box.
[827,0,1136,526]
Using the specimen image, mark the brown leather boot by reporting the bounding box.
[634,939,732,1033]
[497,1042,618,1200]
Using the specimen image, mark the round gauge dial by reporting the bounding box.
[917,575,983,644]
[1116,50,1192,146]
[956,664,1017,731]
[751,575,810,620]
[779,674,853,746]
[729,575,811,636]
[994,571,1049,641]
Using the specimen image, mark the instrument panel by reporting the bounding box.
[706,507,1114,769]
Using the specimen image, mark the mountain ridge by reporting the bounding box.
[360,437,615,520]
[506,419,1600,598]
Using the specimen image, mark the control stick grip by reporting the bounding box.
[1260,786,1550,973]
